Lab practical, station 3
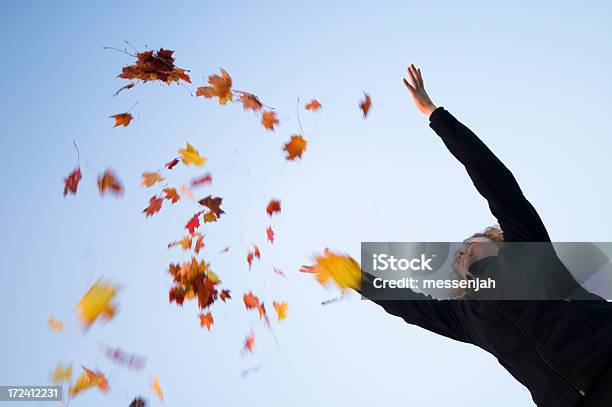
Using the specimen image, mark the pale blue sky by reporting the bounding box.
[1,1,611,406]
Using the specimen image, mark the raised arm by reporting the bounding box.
[403,64,550,243]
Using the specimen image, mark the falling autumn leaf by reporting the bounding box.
[244,332,256,353]
[76,279,119,329]
[199,312,214,331]
[266,199,281,217]
[51,363,72,384]
[152,376,164,402]
[185,212,201,235]
[110,113,133,127]
[163,187,180,203]
[266,226,275,243]
[191,173,212,187]
[273,268,286,277]
[63,167,82,197]
[141,172,164,187]
[220,289,231,302]
[113,82,134,97]
[238,92,263,112]
[180,185,194,200]
[168,235,192,250]
[117,48,190,85]
[273,301,288,321]
[283,135,307,161]
[129,397,147,407]
[165,158,180,170]
[302,249,361,290]
[48,316,64,331]
[220,246,230,254]
[194,233,205,254]
[178,143,206,166]
[261,110,279,131]
[196,68,233,105]
[69,367,109,397]
[359,93,372,118]
[198,195,224,219]
[243,292,260,309]
[97,169,123,196]
[101,345,146,370]
[143,196,163,218]
[305,99,322,112]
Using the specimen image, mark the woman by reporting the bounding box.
[360,65,612,406]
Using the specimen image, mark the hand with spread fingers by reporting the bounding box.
[403,64,437,117]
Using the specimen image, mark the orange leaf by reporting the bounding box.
[283,135,307,161]
[68,367,108,397]
[266,199,281,216]
[244,331,256,353]
[163,187,180,203]
[261,110,279,131]
[141,172,164,187]
[243,292,260,309]
[142,196,163,218]
[194,233,205,254]
[273,301,288,321]
[48,316,64,331]
[238,92,263,112]
[220,289,231,302]
[97,169,123,196]
[152,376,164,401]
[199,312,214,331]
[110,113,133,127]
[63,167,82,197]
[305,99,322,112]
[196,68,233,105]
[359,93,371,118]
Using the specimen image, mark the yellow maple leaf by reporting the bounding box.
[306,250,361,290]
[178,143,207,167]
[273,301,288,321]
[51,362,72,384]
[141,172,165,187]
[76,280,118,329]
[152,376,164,401]
[48,316,64,331]
[68,367,108,397]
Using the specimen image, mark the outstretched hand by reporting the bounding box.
[403,64,437,117]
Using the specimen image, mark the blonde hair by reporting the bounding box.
[451,225,504,298]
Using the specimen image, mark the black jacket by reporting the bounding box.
[361,107,612,406]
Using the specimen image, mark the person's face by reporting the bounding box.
[455,236,500,278]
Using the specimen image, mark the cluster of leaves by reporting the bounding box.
[56,44,371,403]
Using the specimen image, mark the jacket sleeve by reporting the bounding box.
[359,272,469,343]
[428,107,550,243]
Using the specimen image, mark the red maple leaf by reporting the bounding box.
[266,226,274,243]
[266,199,281,216]
[63,167,82,197]
[143,196,163,217]
[185,212,201,235]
